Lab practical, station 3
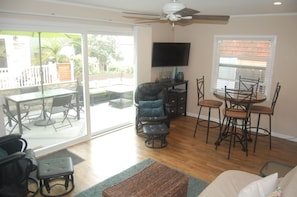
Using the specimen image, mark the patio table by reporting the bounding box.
[106,85,134,108]
[5,88,79,134]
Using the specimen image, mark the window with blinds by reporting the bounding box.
[211,36,277,98]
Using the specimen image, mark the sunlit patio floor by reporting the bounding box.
[6,102,135,150]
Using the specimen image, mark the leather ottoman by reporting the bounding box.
[143,124,169,148]
[38,157,75,197]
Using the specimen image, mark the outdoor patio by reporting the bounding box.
[5,101,135,150]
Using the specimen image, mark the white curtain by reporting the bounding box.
[134,26,152,85]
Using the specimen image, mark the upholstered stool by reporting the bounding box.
[143,124,169,148]
[38,157,75,197]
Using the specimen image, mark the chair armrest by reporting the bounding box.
[0,152,26,165]
[25,149,38,171]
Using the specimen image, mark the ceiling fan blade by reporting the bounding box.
[174,8,200,17]
[136,20,168,24]
[122,11,160,17]
[123,15,160,20]
[181,16,192,20]
[175,21,193,26]
[192,15,230,21]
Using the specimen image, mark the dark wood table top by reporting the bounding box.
[213,89,266,104]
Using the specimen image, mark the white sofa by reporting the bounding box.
[199,165,297,197]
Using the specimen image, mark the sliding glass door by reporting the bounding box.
[0,31,86,150]
[0,30,136,152]
[87,34,135,135]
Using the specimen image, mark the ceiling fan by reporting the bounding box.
[123,0,230,27]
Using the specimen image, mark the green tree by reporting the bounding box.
[88,35,123,73]
[41,38,71,64]
[70,37,83,78]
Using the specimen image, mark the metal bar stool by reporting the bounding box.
[193,76,222,143]
[215,87,253,159]
[250,82,281,152]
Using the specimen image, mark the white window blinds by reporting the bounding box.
[212,36,276,98]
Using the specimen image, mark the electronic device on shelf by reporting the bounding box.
[152,42,191,67]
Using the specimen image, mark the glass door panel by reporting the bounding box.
[87,34,135,135]
[0,31,86,150]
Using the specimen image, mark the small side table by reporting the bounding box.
[143,124,169,148]
[38,157,75,197]
[260,161,293,177]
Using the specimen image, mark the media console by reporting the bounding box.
[158,80,188,118]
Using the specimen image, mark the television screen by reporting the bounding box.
[152,42,191,67]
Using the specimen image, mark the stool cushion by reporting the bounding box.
[143,124,168,135]
[38,157,73,179]
[199,99,222,108]
[38,157,75,197]
[143,124,169,148]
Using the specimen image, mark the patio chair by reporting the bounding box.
[3,104,30,134]
[20,86,43,121]
[45,94,73,131]
[70,84,84,119]
[0,134,38,196]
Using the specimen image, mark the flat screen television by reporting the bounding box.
[152,42,191,67]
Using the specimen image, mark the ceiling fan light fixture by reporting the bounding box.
[162,1,185,14]
[168,14,181,21]
[124,0,230,26]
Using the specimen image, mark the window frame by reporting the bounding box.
[211,35,277,100]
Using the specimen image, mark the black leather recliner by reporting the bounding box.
[134,82,170,135]
[0,134,38,197]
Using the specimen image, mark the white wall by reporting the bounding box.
[172,15,297,139]
[134,26,152,85]
[1,0,296,140]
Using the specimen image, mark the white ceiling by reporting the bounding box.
[43,0,297,16]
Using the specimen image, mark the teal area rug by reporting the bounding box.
[74,158,208,197]
[38,149,84,166]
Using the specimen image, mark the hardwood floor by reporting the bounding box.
[35,116,297,196]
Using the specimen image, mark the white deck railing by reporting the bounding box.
[0,64,58,89]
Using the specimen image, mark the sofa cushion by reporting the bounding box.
[266,187,282,197]
[278,165,297,197]
[238,172,278,197]
[198,170,262,197]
